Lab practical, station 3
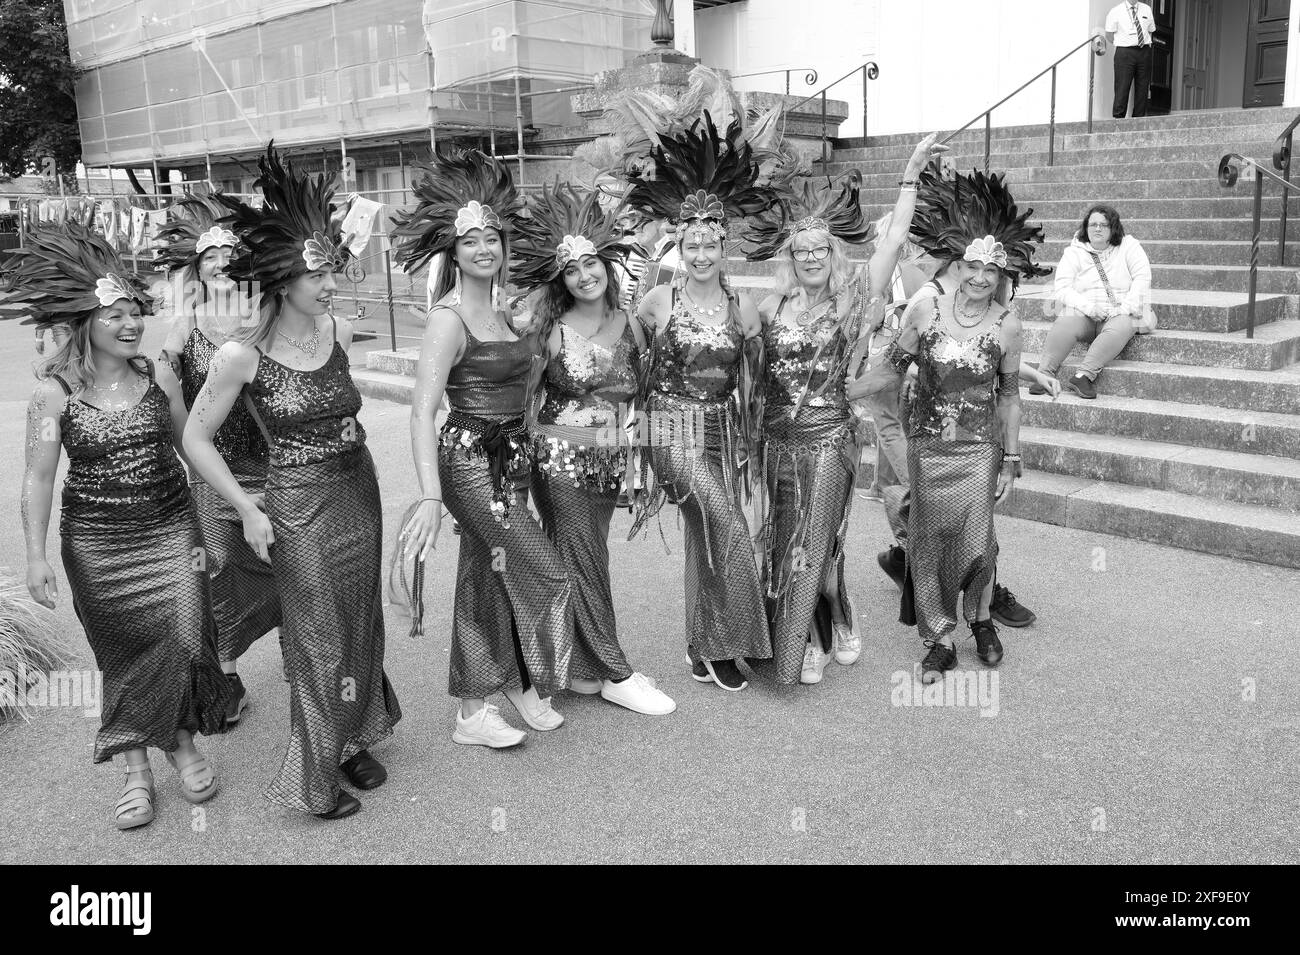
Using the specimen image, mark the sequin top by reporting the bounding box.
[763,298,852,411]
[57,373,189,529]
[245,340,367,467]
[537,321,638,429]
[444,318,535,420]
[652,291,743,402]
[910,301,1006,444]
[180,327,268,479]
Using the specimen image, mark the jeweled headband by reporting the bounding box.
[455,200,502,236]
[674,189,727,243]
[791,215,831,235]
[555,233,598,267]
[194,226,239,255]
[963,235,1009,269]
[302,231,349,272]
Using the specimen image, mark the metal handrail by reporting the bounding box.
[940,33,1108,173]
[781,59,880,165]
[730,67,819,96]
[1269,112,1300,262]
[1217,153,1295,340]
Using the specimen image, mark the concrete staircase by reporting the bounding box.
[355,105,1300,568]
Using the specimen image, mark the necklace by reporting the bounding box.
[795,291,835,326]
[85,373,145,411]
[279,324,321,358]
[684,287,725,318]
[953,292,992,329]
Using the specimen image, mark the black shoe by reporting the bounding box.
[340,749,387,790]
[688,655,712,683]
[920,640,957,684]
[1066,373,1097,399]
[990,583,1036,628]
[1028,381,1048,395]
[877,545,906,590]
[703,658,748,692]
[316,791,362,820]
[971,619,1004,666]
[224,673,249,725]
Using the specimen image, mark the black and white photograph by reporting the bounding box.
[0,0,1293,916]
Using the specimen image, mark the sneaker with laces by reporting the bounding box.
[971,619,1004,666]
[224,672,249,724]
[832,596,862,665]
[800,641,828,685]
[502,685,564,731]
[1066,373,1097,399]
[920,640,958,685]
[990,583,1036,627]
[703,658,748,691]
[601,672,677,715]
[452,703,526,748]
[569,677,603,695]
[878,545,906,590]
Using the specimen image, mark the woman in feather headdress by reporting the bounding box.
[153,191,283,721]
[623,111,778,692]
[6,223,229,831]
[392,148,575,747]
[744,133,946,686]
[872,167,1048,683]
[511,181,676,716]
[182,143,400,820]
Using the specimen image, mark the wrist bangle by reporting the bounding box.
[1002,453,1021,462]
[419,496,442,504]
[899,178,920,187]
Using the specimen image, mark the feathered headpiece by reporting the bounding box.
[624,111,778,244]
[218,142,350,301]
[909,164,1051,287]
[744,169,873,261]
[152,189,239,274]
[389,148,521,275]
[511,182,629,293]
[0,223,154,328]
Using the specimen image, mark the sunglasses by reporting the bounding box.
[792,246,831,262]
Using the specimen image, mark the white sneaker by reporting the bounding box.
[569,677,603,695]
[834,598,862,665]
[452,703,526,748]
[502,685,564,731]
[600,672,677,716]
[800,642,828,685]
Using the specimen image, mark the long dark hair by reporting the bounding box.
[430,229,513,309]
[1075,204,1125,246]
[531,258,620,346]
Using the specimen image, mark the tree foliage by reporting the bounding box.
[0,0,81,181]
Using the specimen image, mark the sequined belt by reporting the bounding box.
[439,409,529,524]
[531,420,633,494]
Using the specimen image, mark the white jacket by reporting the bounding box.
[1052,235,1152,317]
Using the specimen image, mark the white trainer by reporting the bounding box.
[600,672,677,716]
[833,599,862,665]
[502,685,564,731]
[452,703,526,748]
[569,677,603,695]
[800,641,828,685]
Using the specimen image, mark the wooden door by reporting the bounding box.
[1148,0,1177,114]
[1244,0,1291,107]
[1180,0,1214,109]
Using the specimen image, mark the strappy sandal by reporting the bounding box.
[165,750,220,805]
[114,766,155,831]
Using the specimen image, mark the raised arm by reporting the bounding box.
[996,310,1023,503]
[22,379,67,608]
[867,133,947,299]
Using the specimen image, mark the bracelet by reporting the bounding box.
[900,185,917,193]
[419,496,442,504]
[899,178,919,187]
[1002,453,1021,462]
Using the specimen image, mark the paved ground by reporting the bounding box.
[0,319,1296,864]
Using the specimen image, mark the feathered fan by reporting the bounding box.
[909,164,1051,287]
[153,190,238,274]
[389,148,521,275]
[218,142,348,300]
[0,223,154,329]
[744,169,873,261]
[511,181,629,294]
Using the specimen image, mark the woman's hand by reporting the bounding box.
[240,505,275,563]
[994,462,1017,505]
[1029,367,1061,398]
[27,559,58,609]
[401,499,442,563]
[905,132,948,179]
[900,366,920,405]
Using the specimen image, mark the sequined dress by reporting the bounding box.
[243,323,400,814]
[640,291,769,664]
[180,327,281,662]
[755,292,866,684]
[894,301,1010,645]
[531,319,638,683]
[436,307,574,698]
[53,361,228,763]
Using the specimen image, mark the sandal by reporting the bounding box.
[165,750,220,805]
[114,766,155,831]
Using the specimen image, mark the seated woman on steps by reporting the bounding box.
[1035,204,1154,400]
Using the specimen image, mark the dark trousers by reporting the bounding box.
[1113,46,1152,118]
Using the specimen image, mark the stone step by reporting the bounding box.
[1034,238,1300,267]
[1020,317,1300,370]
[353,367,414,405]
[830,140,1271,169]
[1013,287,1289,334]
[1002,468,1300,569]
[1020,391,1300,458]
[1019,427,1300,512]
[856,177,1273,205]
[844,159,1285,188]
[1024,352,1300,414]
[1002,196,1299,220]
[1030,218,1294,241]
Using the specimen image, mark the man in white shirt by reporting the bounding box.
[1106,1,1156,118]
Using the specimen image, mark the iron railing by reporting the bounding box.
[1270,114,1300,263]
[782,60,881,165]
[940,33,1108,173]
[1218,153,1295,340]
[730,67,819,96]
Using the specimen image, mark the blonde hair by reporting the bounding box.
[772,228,854,300]
[36,315,146,387]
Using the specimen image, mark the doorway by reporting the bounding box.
[1169,0,1289,110]
[1244,0,1291,107]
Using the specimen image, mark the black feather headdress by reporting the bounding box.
[0,223,154,329]
[624,111,778,242]
[153,190,238,274]
[218,142,349,301]
[909,165,1051,287]
[511,182,629,293]
[389,148,521,275]
[744,169,872,261]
